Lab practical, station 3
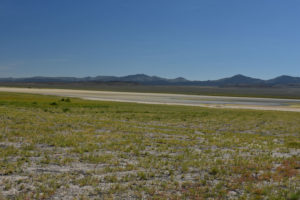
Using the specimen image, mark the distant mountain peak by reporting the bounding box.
[267,75,300,85]
[215,74,263,86]
[278,75,291,77]
[125,73,149,77]
[231,74,249,78]
[174,77,188,81]
[274,75,294,79]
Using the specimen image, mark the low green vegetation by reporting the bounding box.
[0,92,299,199]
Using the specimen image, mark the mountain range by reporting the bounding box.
[1,74,300,87]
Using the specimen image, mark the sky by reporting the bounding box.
[0,0,300,80]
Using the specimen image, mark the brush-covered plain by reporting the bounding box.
[0,92,299,199]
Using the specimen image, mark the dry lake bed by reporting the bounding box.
[1,87,300,112]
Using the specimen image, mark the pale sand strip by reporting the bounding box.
[0,87,300,112]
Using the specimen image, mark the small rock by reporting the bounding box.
[228,190,237,196]
[194,131,204,135]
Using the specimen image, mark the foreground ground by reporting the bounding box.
[0,92,299,199]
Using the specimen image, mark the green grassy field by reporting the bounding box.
[0,92,299,199]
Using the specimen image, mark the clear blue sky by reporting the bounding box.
[1,0,300,80]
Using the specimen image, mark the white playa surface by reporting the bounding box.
[1,87,300,112]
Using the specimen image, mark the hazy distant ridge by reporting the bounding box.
[1,74,300,87]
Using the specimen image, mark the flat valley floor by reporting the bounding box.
[1,87,300,112]
[0,92,299,199]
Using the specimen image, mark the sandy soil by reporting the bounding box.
[1,87,300,112]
